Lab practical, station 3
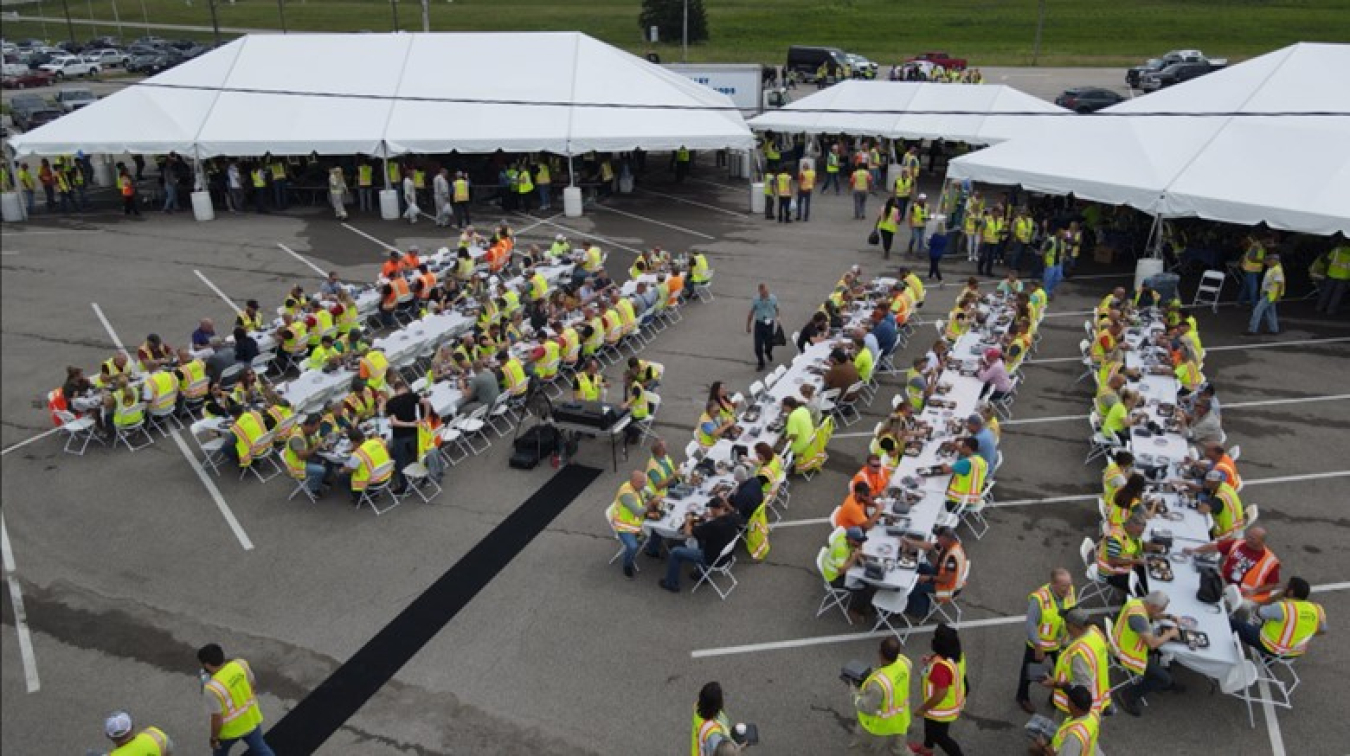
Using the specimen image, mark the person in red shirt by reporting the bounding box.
[1185,526,1281,606]
[837,480,881,531]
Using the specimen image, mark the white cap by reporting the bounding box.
[918,193,928,200]
[555,233,566,241]
[105,711,133,739]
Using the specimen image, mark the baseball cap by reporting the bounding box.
[105,711,133,739]
[845,526,868,543]
[555,233,566,240]
[966,413,984,426]
[983,347,1001,360]
[1205,469,1227,483]
[1063,608,1090,627]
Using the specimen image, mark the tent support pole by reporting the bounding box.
[568,154,575,186]
[382,156,391,190]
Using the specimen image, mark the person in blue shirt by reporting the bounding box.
[965,413,997,471]
[928,224,949,282]
[870,306,898,355]
[746,282,780,371]
[191,318,217,350]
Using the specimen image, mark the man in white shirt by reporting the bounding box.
[433,168,452,227]
[226,162,243,213]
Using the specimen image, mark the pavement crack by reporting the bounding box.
[809,702,858,735]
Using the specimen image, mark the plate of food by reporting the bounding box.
[1177,615,1199,630]
[876,543,895,557]
[1161,511,1184,521]
[897,555,918,569]
[1147,558,1174,582]
[1153,438,1169,447]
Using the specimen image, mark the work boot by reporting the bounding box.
[1116,690,1143,717]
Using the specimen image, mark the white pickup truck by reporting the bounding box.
[38,55,101,80]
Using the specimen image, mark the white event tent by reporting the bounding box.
[946,43,1350,236]
[8,32,755,160]
[746,81,1069,145]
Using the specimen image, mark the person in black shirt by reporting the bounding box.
[380,377,422,495]
[658,496,743,593]
[729,465,765,520]
[797,311,829,352]
[233,327,260,365]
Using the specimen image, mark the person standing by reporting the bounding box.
[402,169,419,224]
[674,146,691,182]
[38,158,57,211]
[536,160,553,211]
[379,378,420,495]
[822,144,842,195]
[433,167,452,227]
[1043,609,1112,717]
[1041,229,1067,299]
[911,623,967,756]
[356,157,375,212]
[1236,234,1267,307]
[1017,568,1076,713]
[118,167,141,217]
[746,282,780,371]
[1315,236,1350,315]
[796,161,815,221]
[876,197,900,259]
[250,163,269,213]
[908,194,931,255]
[226,161,244,213]
[197,643,276,756]
[327,167,349,220]
[853,636,912,752]
[103,711,173,755]
[452,171,472,228]
[928,223,948,283]
[776,168,794,223]
[1245,253,1285,335]
[17,161,37,214]
[850,162,872,219]
[269,157,289,210]
[162,154,181,212]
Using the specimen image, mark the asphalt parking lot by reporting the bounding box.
[2,158,1347,755]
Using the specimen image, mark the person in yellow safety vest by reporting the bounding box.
[620,374,650,443]
[222,404,266,468]
[559,323,582,367]
[104,376,145,431]
[626,356,663,390]
[615,292,637,337]
[146,368,179,417]
[306,304,335,347]
[772,168,793,223]
[762,170,777,219]
[1236,576,1327,659]
[343,427,392,499]
[451,171,472,229]
[1008,212,1035,271]
[1197,469,1245,540]
[1237,234,1268,305]
[752,441,783,497]
[609,470,660,577]
[236,299,264,333]
[305,335,341,372]
[796,162,816,222]
[907,194,930,255]
[102,710,173,756]
[1044,609,1111,716]
[1017,568,1077,712]
[695,399,737,449]
[573,358,605,401]
[534,161,552,211]
[976,208,1002,275]
[268,158,289,210]
[1111,591,1185,717]
[904,357,930,411]
[876,197,901,258]
[52,168,74,212]
[356,159,375,212]
[359,349,390,394]
[1247,253,1286,335]
[388,160,402,186]
[281,414,327,497]
[528,266,550,302]
[822,145,842,195]
[690,251,712,286]
[582,310,605,356]
[961,203,981,262]
[850,164,872,220]
[498,350,529,397]
[762,137,780,165]
[645,438,680,494]
[582,243,603,274]
[175,349,210,403]
[1315,236,1350,314]
[197,643,276,755]
[854,637,912,747]
[249,164,269,213]
[939,437,987,510]
[514,162,534,212]
[690,681,741,756]
[1031,686,1100,756]
[1101,450,1134,510]
[911,623,967,755]
[900,267,926,307]
[602,302,624,347]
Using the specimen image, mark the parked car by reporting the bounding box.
[83,48,130,68]
[843,52,878,77]
[128,52,182,75]
[20,107,63,131]
[1125,58,1166,88]
[54,87,97,112]
[10,93,59,130]
[908,51,967,70]
[1127,49,1227,88]
[85,36,121,50]
[1139,61,1218,92]
[38,55,100,79]
[1054,87,1125,113]
[3,57,29,77]
[786,45,852,81]
[25,49,66,69]
[1,69,55,89]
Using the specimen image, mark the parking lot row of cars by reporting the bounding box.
[2,35,216,88]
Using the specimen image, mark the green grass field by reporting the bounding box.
[7,0,1350,66]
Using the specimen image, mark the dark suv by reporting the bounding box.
[1140,62,1214,92]
[1055,87,1125,113]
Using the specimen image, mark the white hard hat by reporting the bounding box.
[105,711,134,739]
[918,193,927,200]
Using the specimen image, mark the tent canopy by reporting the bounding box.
[746,81,1068,145]
[947,43,1350,236]
[9,32,754,159]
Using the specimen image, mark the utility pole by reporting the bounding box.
[59,0,76,44]
[207,0,221,45]
[390,0,400,31]
[682,0,688,62]
[420,0,430,32]
[111,0,124,38]
[1032,0,1046,66]
[277,0,287,32]
[139,0,151,37]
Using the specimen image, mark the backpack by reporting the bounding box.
[1196,566,1224,604]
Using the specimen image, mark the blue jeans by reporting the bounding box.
[1249,297,1279,333]
[821,171,839,194]
[23,189,35,213]
[666,544,706,589]
[1043,264,1064,296]
[853,190,867,219]
[906,563,936,616]
[163,183,178,211]
[618,531,641,570]
[213,725,275,756]
[304,461,327,493]
[796,191,811,221]
[908,226,926,253]
[273,179,288,209]
[1231,616,1276,656]
[1239,271,1260,305]
[538,184,551,210]
[358,186,373,211]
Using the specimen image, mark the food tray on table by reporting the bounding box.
[1178,628,1210,649]
[741,407,762,424]
[767,418,786,433]
[1147,557,1174,582]
[935,383,953,395]
[1157,403,1176,418]
[904,444,923,457]
[916,465,945,477]
[897,554,918,569]
[928,398,956,410]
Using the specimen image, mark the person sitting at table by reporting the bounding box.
[965,414,997,471]
[1095,513,1160,597]
[1185,526,1282,610]
[1042,608,1111,718]
[97,353,132,388]
[1101,450,1134,510]
[458,359,502,414]
[695,400,737,450]
[228,327,259,370]
[1177,398,1223,447]
[780,396,815,458]
[430,341,460,382]
[848,334,875,383]
[943,311,970,343]
[340,426,394,503]
[959,277,980,301]
[305,335,341,373]
[1182,442,1242,490]
[656,495,742,593]
[728,465,764,521]
[281,414,328,498]
[798,384,825,426]
[997,270,1023,298]
[708,381,737,424]
[337,327,369,359]
[753,442,784,496]
[902,526,967,619]
[1231,576,1327,659]
[358,347,391,395]
[1179,381,1220,418]
[977,347,1014,403]
[938,438,987,513]
[851,454,891,501]
[1107,473,1159,529]
[380,251,403,280]
[924,339,950,376]
[191,318,218,351]
[218,402,267,469]
[837,481,882,531]
[824,348,861,396]
[1098,388,1139,446]
[1195,469,1246,540]
[236,299,264,333]
[627,357,663,390]
[1171,347,1206,395]
[797,311,831,353]
[1092,372,1126,419]
[318,400,354,438]
[572,358,605,402]
[645,439,680,494]
[230,369,264,408]
[274,316,307,374]
[903,357,932,412]
[1111,590,1184,717]
[137,333,174,373]
[822,526,873,623]
[343,379,379,422]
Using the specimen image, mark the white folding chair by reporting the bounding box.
[190,419,229,476]
[791,331,802,353]
[54,411,102,455]
[763,371,780,391]
[240,430,281,483]
[354,461,401,515]
[815,547,854,624]
[487,392,519,437]
[748,378,767,400]
[771,365,787,384]
[921,557,971,627]
[992,374,1021,420]
[1229,444,1242,461]
[956,480,993,540]
[1193,270,1226,313]
[871,586,915,643]
[112,404,155,453]
[400,460,442,503]
[833,382,865,426]
[1085,426,1121,466]
[437,422,469,466]
[1104,615,1149,705]
[692,269,715,303]
[606,511,647,570]
[691,535,741,600]
[1222,584,1244,618]
[1243,504,1260,532]
[828,505,843,529]
[1075,339,1095,384]
[454,404,492,454]
[1252,648,1302,708]
[1077,537,1112,608]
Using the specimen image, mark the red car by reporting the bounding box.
[2,70,55,89]
[908,51,967,70]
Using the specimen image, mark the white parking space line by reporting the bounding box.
[1031,336,1350,364]
[0,229,99,236]
[636,187,748,219]
[276,242,330,278]
[691,581,1350,659]
[593,205,716,240]
[514,213,646,255]
[1002,393,1350,427]
[513,212,563,236]
[195,269,241,313]
[169,430,255,551]
[340,222,401,253]
[1260,674,1286,756]
[0,428,61,457]
[1311,581,1350,593]
[1,515,41,693]
[90,302,128,354]
[770,517,830,530]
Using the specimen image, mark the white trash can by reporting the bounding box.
[92,156,114,187]
[190,190,215,222]
[1134,258,1164,293]
[563,186,583,218]
[750,182,766,214]
[378,189,399,220]
[1,192,27,222]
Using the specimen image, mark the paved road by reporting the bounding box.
[2,162,1346,755]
